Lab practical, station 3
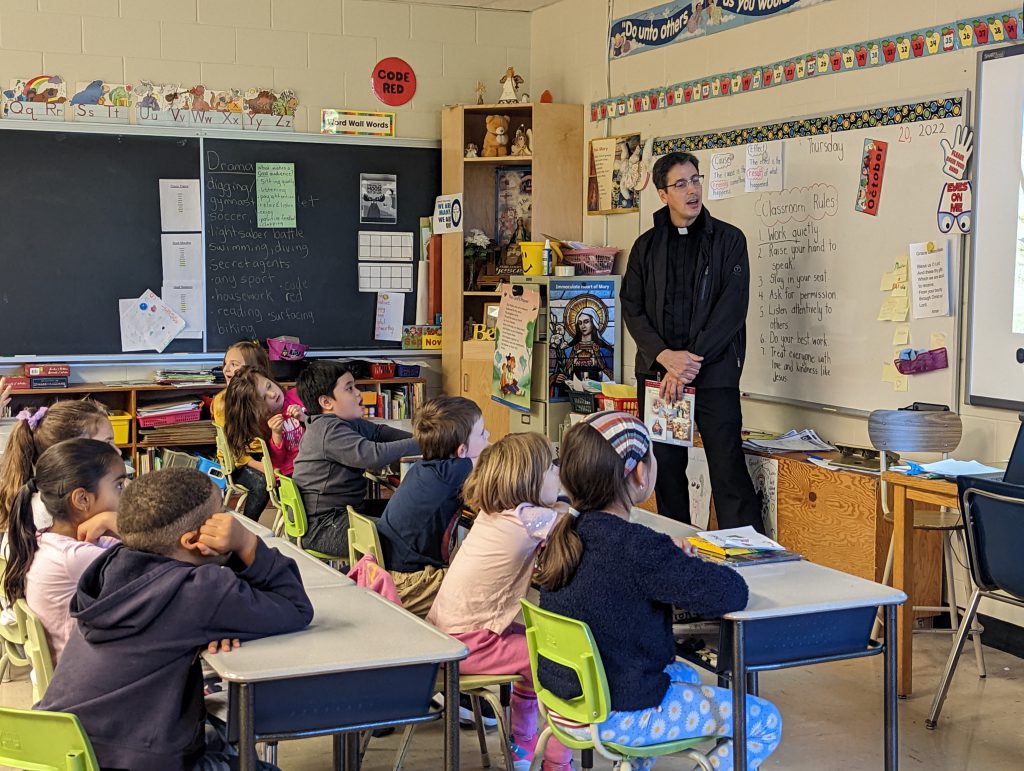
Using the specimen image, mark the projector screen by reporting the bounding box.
[967,42,1024,410]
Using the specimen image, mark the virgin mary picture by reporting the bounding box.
[548,282,618,398]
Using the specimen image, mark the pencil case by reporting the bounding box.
[894,347,948,375]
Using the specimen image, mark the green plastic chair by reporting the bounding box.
[520,599,718,771]
[214,424,250,514]
[254,437,284,534]
[1,555,31,683]
[347,506,384,568]
[276,473,344,565]
[0,706,100,770]
[17,599,55,704]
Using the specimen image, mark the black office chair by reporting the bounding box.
[926,474,1024,728]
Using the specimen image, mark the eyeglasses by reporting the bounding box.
[663,175,704,191]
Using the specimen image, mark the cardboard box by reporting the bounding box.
[24,363,71,377]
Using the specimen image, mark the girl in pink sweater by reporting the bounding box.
[428,432,573,771]
[224,366,307,476]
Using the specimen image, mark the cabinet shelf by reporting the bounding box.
[464,156,532,165]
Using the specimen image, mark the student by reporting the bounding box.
[224,366,306,476]
[4,439,124,661]
[535,412,782,771]
[37,467,314,771]
[0,399,115,530]
[292,360,419,558]
[376,395,488,618]
[211,340,273,521]
[427,432,573,771]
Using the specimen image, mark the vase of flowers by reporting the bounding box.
[464,229,494,291]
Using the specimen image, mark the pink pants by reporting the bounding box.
[453,623,573,769]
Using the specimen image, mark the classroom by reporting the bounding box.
[2,0,1024,769]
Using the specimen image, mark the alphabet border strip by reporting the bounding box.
[592,9,1019,122]
[652,97,962,154]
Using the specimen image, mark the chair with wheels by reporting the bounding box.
[275,473,345,566]
[868,409,986,678]
[16,599,55,703]
[0,706,99,771]
[214,424,251,514]
[520,599,717,771]
[927,474,1024,727]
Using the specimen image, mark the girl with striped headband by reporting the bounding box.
[534,411,782,770]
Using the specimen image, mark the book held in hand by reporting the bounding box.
[643,379,695,447]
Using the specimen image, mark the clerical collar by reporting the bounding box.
[677,227,688,235]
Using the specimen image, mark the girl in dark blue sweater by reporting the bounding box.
[535,411,781,770]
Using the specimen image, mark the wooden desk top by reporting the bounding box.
[881,471,958,498]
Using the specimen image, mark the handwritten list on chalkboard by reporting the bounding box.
[256,162,297,228]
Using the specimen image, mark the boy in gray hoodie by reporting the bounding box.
[37,468,313,771]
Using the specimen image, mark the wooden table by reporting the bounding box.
[881,471,959,698]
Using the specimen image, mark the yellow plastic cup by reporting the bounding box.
[520,241,562,275]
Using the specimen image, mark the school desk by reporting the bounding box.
[203,583,467,771]
[880,471,960,698]
[262,536,356,589]
[630,508,906,770]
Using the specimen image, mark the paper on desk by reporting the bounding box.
[742,429,834,454]
[158,179,201,232]
[696,526,785,551]
[919,459,1003,477]
[119,289,186,352]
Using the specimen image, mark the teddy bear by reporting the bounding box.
[481,114,510,157]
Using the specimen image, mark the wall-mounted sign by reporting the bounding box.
[321,108,395,137]
[372,57,416,107]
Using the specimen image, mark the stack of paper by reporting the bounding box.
[689,526,802,567]
[742,429,835,454]
[137,399,202,418]
[154,370,216,387]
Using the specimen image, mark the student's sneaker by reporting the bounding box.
[430,692,499,728]
[510,741,532,771]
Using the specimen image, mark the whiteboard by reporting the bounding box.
[641,95,965,415]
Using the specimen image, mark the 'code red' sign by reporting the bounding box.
[372,58,416,107]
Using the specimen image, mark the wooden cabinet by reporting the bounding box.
[440,102,584,403]
[461,341,508,442]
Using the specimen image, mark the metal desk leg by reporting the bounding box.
[746,672,759,697]
[444,660,460,771]
[238,683,257,771]
[339,732,360,771]
[884,604,899,771]
[731,621,747,771]
[892,484,914,697]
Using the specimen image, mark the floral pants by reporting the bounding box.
[566,661,781,770]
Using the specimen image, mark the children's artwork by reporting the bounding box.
[374,292,404,342]
[745,455,779,539]
[643,380,695,446]
[360,173,398,225]
[119,289,186,352]
[548,280,618,400]
[491,284,540,413]
[69,80,132,124]
[495,166,532,269]
[209,88,245,112]
[587,133,643,214]
[4,75,67,120]
[135,81,190,112]
[685,447,712,530]
[855,138,888,216]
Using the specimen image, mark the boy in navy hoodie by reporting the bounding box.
[376,395,488,617]
[37,467,314,771]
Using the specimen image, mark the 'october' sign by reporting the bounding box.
[372,58,416,107]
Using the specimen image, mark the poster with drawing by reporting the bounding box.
[548,279,617,400]
[587,133,644,214]
[491,284,540,414]
[685,447,712,530]
[360,173,397,224]
[745,455,779,538]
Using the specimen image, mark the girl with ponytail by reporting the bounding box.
[535,411,782,771]
[4,438,126,662]
[0,399,115,530]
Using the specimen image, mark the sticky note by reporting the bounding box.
[882,363,899,383]
[880,271,898,291]
[894,374,909,392]
[893,326,910,345]
[930,332,946,350]
[891,283,908,298]
[892,297,909,321]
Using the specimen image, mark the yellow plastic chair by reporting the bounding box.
[214,424,250,514]
[1,555,31,683]
[254,438,284,534]
[16,599,55,704]
[520,599,718,771]
[347,506,384,568]
[0,706,100,770]
[276,473,344,566]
